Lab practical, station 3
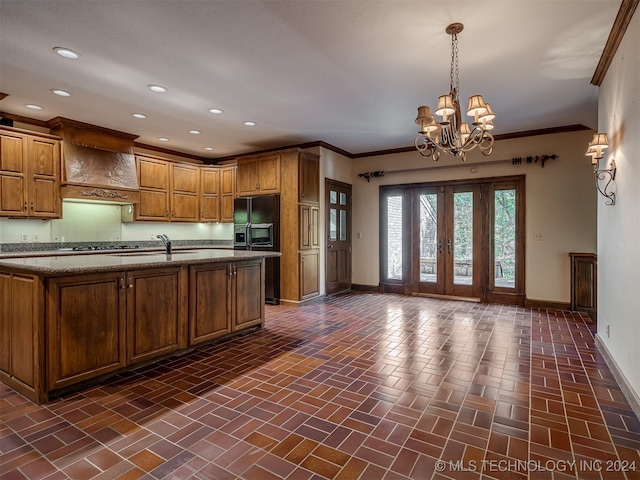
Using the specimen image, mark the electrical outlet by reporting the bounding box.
[21,233,29,242]
[606,324,610,338]
[150,233,157,240]
[534,233,543,241]
[32,234,40,242]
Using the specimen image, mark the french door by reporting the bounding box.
[413,184,479,298]
[381,176,524,305]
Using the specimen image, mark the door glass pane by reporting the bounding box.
[494,189,516,288]
[419,193,438,283]
[339,192,347,205]
[386,195,403,280]
[329,208,337,241]
[330,190,337,204]
[453,191,473,285]
[340,209,347,241]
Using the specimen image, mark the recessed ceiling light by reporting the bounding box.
[53,47,80,59]
[51,89,71,97]
[243,121,256,127]
[204,147,214,151]
[208,108,223,114]
[148,84,167,93]
[158,137,169,142]
[189,130,201,135]
[25,104,43,110]
[132,113,147,119]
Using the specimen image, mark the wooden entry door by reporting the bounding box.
[325,179,352,295]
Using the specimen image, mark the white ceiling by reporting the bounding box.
[0,1,621,158]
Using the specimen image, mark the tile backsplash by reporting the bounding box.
[0,201,233,245]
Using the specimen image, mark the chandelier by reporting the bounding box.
[415,23,495,162]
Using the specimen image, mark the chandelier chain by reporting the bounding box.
[450,33,459,96]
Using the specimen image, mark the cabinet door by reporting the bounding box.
[220,166,236,222]
[300,205,312,250]
[310,205,320,249]
[171,164,199,221]
[257,154,280,193]
[136,157,170,220]
[300,251,319,299]
[47,273,125,391]
[299,153,319,203]
[0,131,28,216]
[200,167,220,222]
[189,263,231,344]
[232,260,264,331]
[127,267,184,364]
[28,137,60,218]
[236,157,259,196]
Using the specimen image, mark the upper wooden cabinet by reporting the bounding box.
[236,154,280,196]
[200,165,236,223]
[0,129,61,218]
[135,155,200,222]
[299,152,320,203]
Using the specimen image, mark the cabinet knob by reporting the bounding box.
[128,284,133,288]
[30,202,34,210]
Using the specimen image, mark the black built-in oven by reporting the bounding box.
[249,223,274,247]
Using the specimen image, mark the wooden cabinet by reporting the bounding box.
[279,149,321,304]
[200,165,236,223]
[300,251,319,299]
[0,129,61,218]
[47,273,125,391]
[300,204,320,250]
[136,155,170,220]
[189,263,231,344]
[570,253,597,316]
[136,155,200,222]
[233,260,265,330]
[299,153,320,203]
[236,154,280,196]
[220,165,236,223]
[126,267,186,364]
[200,167,220,222]
[0,272,45,403]
[170,163,199,222]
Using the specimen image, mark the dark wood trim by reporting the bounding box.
[0,112,49,128]
[592,0,639,86]
[0,125,61,140]
[351,284,380,293]
[0,93,8,101]
[524,298,571,310]
[134,142,208,163]
[47,117,139,141]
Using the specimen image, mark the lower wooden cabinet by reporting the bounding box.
[0,257,267,403]
[0,272,44,402]
[233,260,265,331]
[300,251,319,299]
[47,272,125,391]
[189,263,231,344]
[126,267,186,364]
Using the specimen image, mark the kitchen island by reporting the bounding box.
[0,249,279,404]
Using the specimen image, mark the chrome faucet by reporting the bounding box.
[157,234,172,255]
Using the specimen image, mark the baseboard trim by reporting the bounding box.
[595,334,640,422]
[279,295,326,307]
[351,284,380,293]
[412,292,481,303]
[525,298,571,310]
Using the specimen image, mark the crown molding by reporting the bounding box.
[591,0,639,86]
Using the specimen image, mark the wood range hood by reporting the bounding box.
[48,117,140,204]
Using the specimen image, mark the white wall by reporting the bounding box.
[350,130,598,303]
[597,12,640,399]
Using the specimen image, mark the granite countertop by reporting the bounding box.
[0,249,280,275]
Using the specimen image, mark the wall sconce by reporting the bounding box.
[586,133,616,205]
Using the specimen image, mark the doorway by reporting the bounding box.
[381,176,525,305]
[325,179,352,295]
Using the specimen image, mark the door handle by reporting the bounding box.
[438,239,443,254]
[447,239,452,254]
